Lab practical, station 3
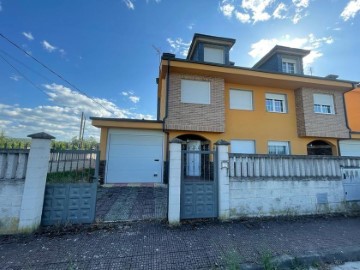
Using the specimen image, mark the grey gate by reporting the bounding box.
[180,150,218,219]
[342,167,360,201]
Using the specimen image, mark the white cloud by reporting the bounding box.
[249,34,334,71]
[235,11,251,23]
[292,0,309,24]
[123,0,135,10]
[166,37,191,57]
[241,0,273,23]
[42,40,57,52]
[0,84,154,140]
[292,0,309,8]
[219,0,310,24]
[22,32,34,41]
[129,96,140,103]
[187,23,195,30]
[341,0,360,21]
[273,3,287,19]
[333,27,342,31]
[219,1,235,18]
[121,91,140,103]
[10,74,22,81]
[59,48,66,57]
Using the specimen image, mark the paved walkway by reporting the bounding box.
[1,216,360,269]
[96,185,168,222]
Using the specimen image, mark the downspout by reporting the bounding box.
[163,58,171,183]
[338,82,357,156]
[343,83,356,136]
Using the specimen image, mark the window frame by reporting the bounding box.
[229,89,254,110]
[265,93,287,113]
[268,141,290,155]
[180,79,211,105]
[313,93,335,115]
[230,139,256,154]
[282,58,297,74]
[204,45,225,64]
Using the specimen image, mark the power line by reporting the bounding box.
[0,32,114,114]
[0,48,53,82]
[0,53,48,96]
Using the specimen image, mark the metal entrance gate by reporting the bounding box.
[180,150,218,219]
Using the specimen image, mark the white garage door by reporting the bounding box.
[106,129,164,183]
[339,140,360,157]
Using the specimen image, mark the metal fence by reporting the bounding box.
[0,149,29,180]
[229,153,360,179]
[47,149,100,183]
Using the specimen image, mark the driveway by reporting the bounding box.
[95,185,168,222]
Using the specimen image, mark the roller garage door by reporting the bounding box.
[339,140,360,157]
[105,129,164,183]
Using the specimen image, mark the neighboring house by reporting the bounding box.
[91,33,358,184]
[341,87,360,156]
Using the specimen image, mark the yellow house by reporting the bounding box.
[91,33,357,184]
[340,87,360,155]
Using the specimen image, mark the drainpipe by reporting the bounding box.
[162,58,171,183]
[343,82,357,136]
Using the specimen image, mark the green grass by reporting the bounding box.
[224,250,242,270]
[46,168,95,183]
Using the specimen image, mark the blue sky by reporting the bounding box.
[0,0,359,140]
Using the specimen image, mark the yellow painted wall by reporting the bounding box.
[345,88,360,133]
[99,128,108,160]
[168,83,339,155]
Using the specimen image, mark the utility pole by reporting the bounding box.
[79,112,84,148]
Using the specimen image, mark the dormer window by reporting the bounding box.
[204,46,224,64]
[282,58,297,74]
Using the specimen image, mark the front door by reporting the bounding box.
[186,140,201,176]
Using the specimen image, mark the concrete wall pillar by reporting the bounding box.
[215,140,230,221]
[168,139,183,225]
[18,132,55,232]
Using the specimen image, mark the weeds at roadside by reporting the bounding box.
[223,249,242,270]
[261,251,278,270]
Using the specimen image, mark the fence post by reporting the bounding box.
[18,132,55,233]
[168,138,183,225]
[215,140,230,221]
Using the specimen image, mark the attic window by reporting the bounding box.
[204,46,224,64]
[282,58,297,74]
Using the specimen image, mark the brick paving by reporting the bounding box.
[96,186,168,222]
[1,216,360,269]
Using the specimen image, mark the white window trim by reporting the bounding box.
[230,139,256,154]
[229,89,253,110]
[204,46,225,64]
[181,79,211,105]
[268,141,290,155]
[265,93,287,113]
[313,93,335,115]
[282,58,297,74]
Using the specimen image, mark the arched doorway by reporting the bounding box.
[176,134,210,151]
[307,140,333,156]
[176,134,211,177]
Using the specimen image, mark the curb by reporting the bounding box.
[239,246,360,269]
